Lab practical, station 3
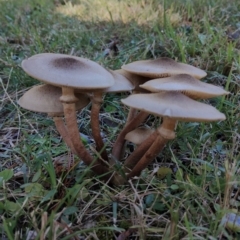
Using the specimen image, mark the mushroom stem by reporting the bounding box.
[91,91,109,162]
[60,87,107,175]
[126,107,138,123]
[123,130,158,173]
[52,116,77,155]
[111,111,149,163]
[127,118,176,179]
[63,102,108,175]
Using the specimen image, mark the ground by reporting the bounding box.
[0,0,239,239]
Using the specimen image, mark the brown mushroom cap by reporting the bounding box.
[18,84,90,114]
[125,127,155,145]
[121,57,207,79]
[121,92,226,122]
[21,53,114,90]
[103,70,134,93]
[140,74,229,99]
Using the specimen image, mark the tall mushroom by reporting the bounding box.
[21,53,114,175]
[18,84,90,156]
[121,92,226,178]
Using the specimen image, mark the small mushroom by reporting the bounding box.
[104,70,134,93]
[21,53,114,175]
[111,110,149,163]
[114,69,151,92]
[122,57,207,79]
[121,92,226,178]
[140,74,229,99]
[125,127,155,146]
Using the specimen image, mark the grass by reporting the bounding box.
[0,0,239,239]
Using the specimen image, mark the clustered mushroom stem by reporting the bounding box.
[52,116,77,155]
[62,102,108,175]
[127,118,176,179]
[126,108,138,123]
[60,87,108,176]
[90,91,109,163]
[124,130,159,173]
[111,111,149,163]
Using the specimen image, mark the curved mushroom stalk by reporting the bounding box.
[88,69,135,163]
[60,87,109,176]
[111,111,149,164]
[51,114,77,155]
[127,118,176,178]
[90,91,109,162]
[123,130,158,173]
[114,69,151,123]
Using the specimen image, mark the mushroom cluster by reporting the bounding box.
[19,53,229,185]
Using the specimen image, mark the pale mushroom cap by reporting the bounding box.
[18,84,90,114]
[121,92,226,122]
[122,57,207,79]
[104,70,134,92]
[125,127,155,145]
[114,69,152,87]
[22,53,114,90]
[140,74,229,99]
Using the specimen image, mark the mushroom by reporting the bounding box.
[140,74,229,99]
[18,84,90,156]
[104,70,134,93]
[114,69,152,93]
[125,74,228,171]
[110,69,153,162]
[121,57,207,79]
[123,74,229,172]
[125,127,155,146]
[111,110,149,163]
[112,59,207,163]
[114,69,151,121]
[121,92,226,178]
[21,53,114,175]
